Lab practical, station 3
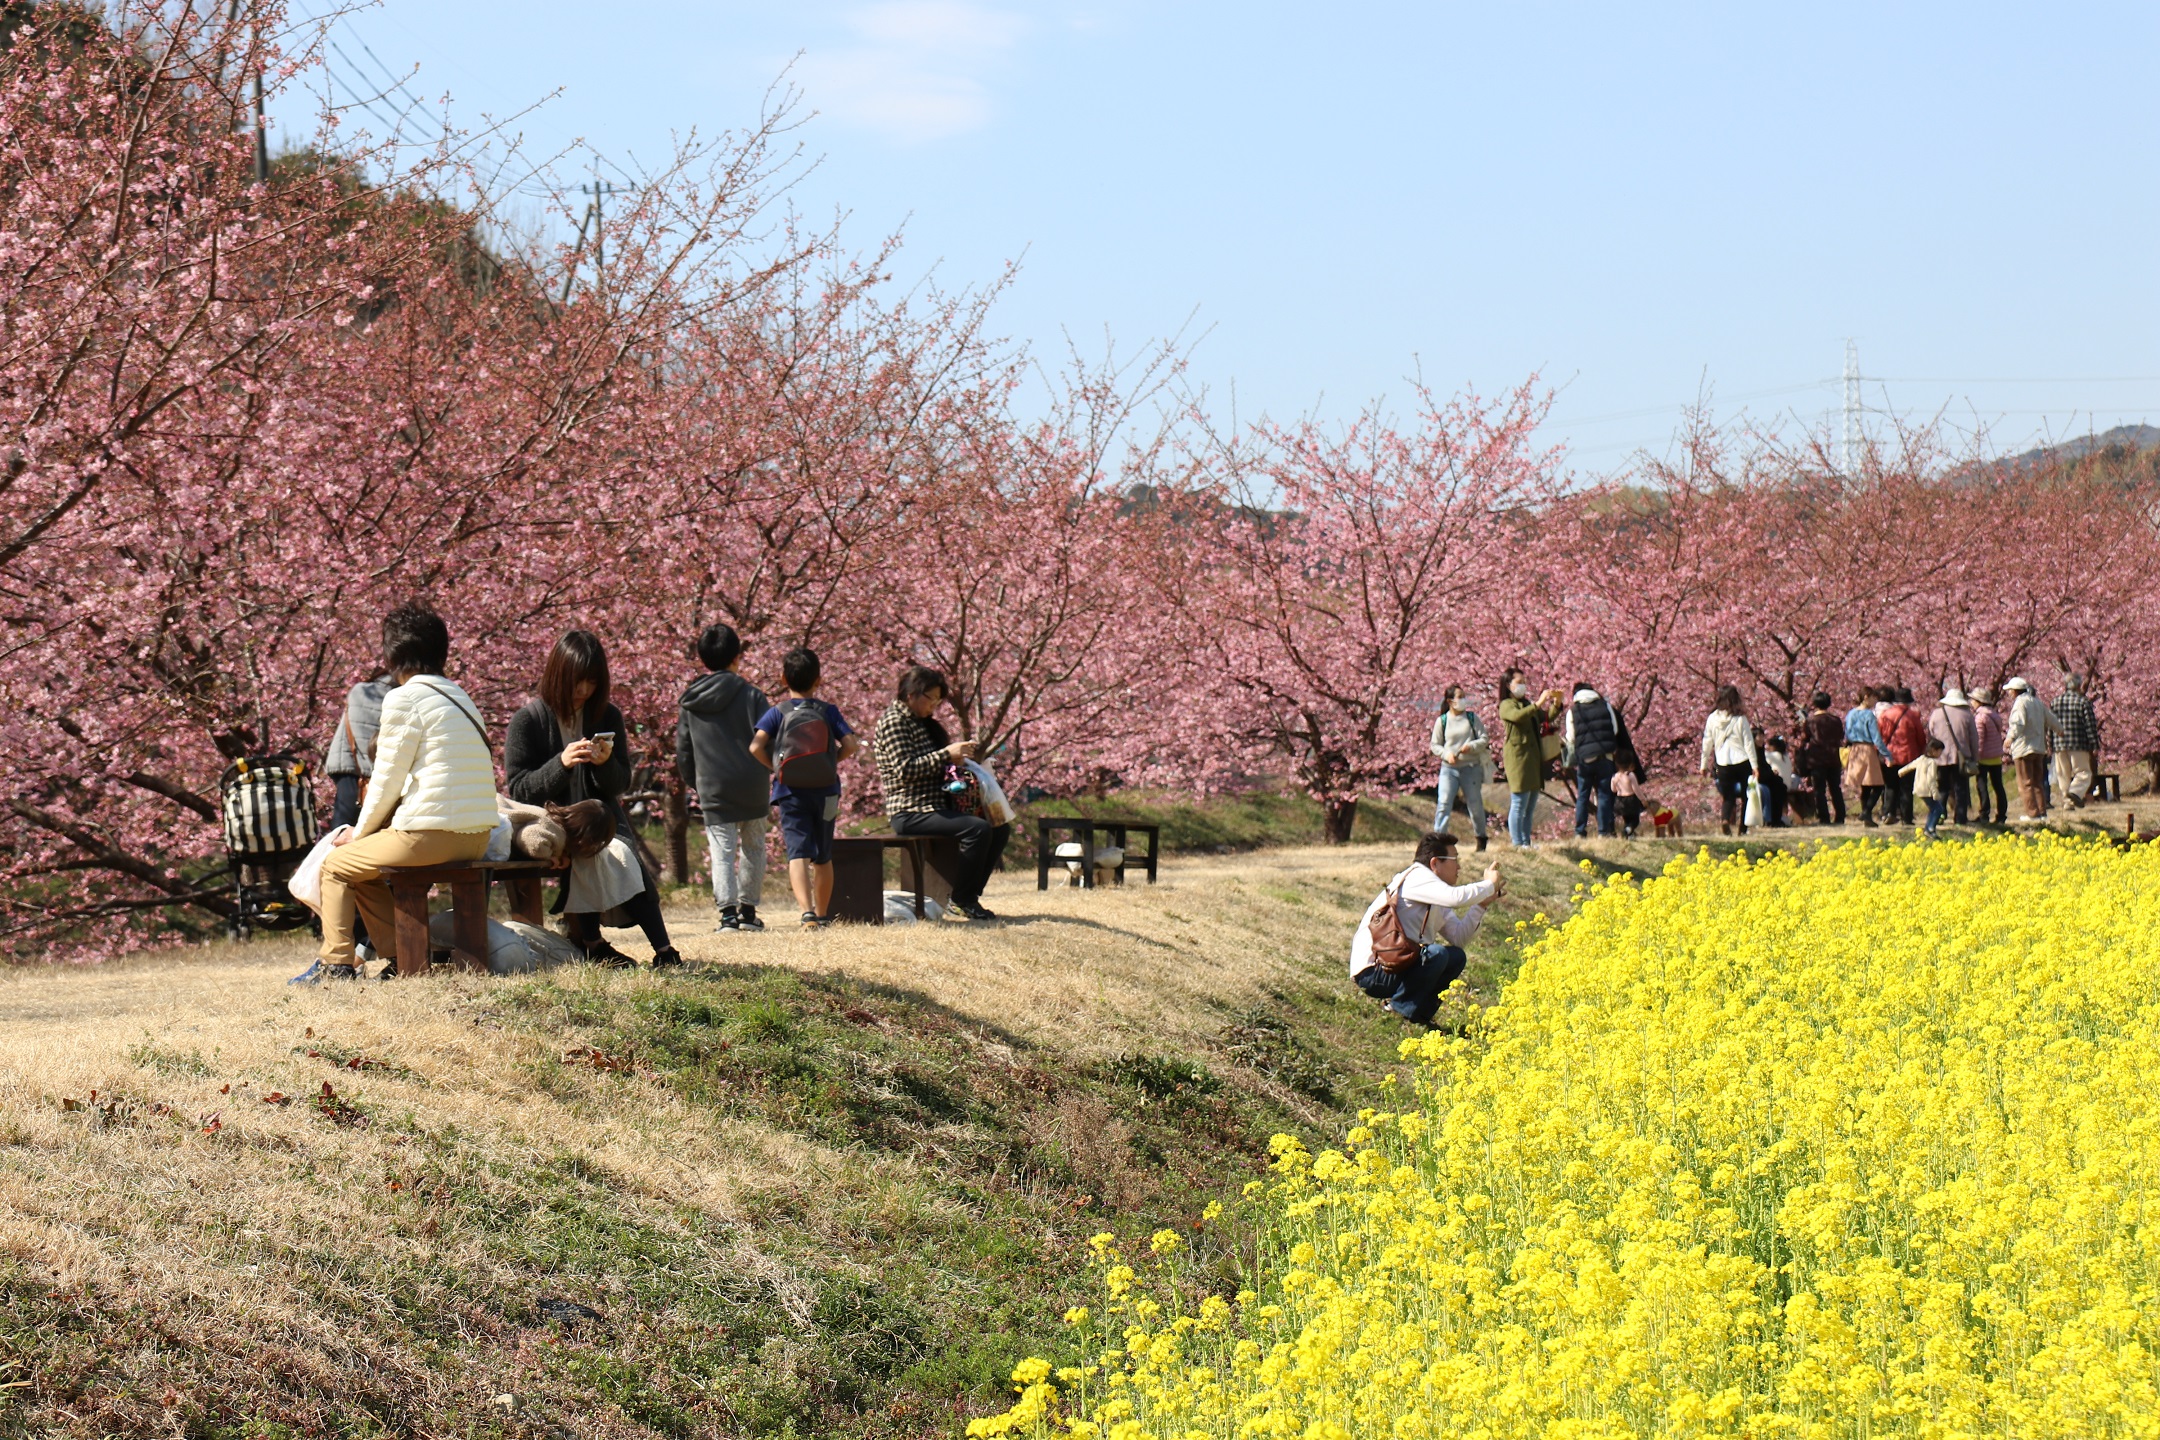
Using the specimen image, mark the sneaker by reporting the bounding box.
[650,947,685,970]
[737,906,766,932]
[955,901,998,921]
[288,962,358,987]
[799,911,823,929]
[583,939,638,969]
[717,906,741,934]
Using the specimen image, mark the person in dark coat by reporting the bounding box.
[1562,683,1631,838]
[676,624,772,933]
[505,630,681,969]
[1797,692,1845,825]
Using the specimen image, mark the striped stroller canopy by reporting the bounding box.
[220,756,321,856]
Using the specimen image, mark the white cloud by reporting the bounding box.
[792,2,1027,144]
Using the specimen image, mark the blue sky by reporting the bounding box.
[278,1,2159,470]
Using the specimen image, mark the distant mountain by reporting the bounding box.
[2007,424,2160,466]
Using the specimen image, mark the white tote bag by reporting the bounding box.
[286,825,353,911]
[1743,777,1764,829]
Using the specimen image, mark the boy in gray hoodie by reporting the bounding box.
[676,625,773,931]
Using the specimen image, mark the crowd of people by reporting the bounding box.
[1368,669,2108,1029]
[1431,669,2107,846]
[292,602,1009,985]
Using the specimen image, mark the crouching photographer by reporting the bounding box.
[1349,831,1501,1023]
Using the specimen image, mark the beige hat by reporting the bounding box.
[2003,676,2030,693]
[1941,688,1970,707]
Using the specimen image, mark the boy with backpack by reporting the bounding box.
[676,623,772,933]
[749,647,861,927]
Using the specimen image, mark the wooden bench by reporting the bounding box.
[1036,818,1161,890]
[379,859,560,976]
[828,834,958,924]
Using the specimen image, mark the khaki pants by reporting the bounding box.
[319,827,493,964]
[2014,754,2051,820]
[2054,749,2094,803]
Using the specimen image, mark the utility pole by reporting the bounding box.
[559,164,629,304]
[253,61,268,184]
[1841,340,1862,476]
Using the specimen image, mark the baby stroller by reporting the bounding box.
[219,753,322,940]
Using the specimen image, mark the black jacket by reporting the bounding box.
[1568,692,1628,766]
[675,670,771,824]
[504,698,637,845]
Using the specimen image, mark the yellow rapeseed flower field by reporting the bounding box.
[971,836,2160,1439]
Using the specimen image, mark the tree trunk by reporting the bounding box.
[1321,797,1359,844]
[665,775,692,885]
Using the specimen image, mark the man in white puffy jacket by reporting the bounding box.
[295,603,500,984]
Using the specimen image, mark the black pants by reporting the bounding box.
[1859,785,1882,823]
[1943,767,1970,825]
[1882,767,1914,825]
[1976,763,2008,824]
[891,809,996,906]
[1714,762,1753,829]
[1805,764,1844,823]
[570,883,671,952]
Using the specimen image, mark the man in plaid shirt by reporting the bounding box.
[2049,673,2101,809]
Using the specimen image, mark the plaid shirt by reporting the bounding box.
[2049,692,2100,752]
[873,701,953,814]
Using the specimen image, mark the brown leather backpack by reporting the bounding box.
[1367,870,1430,974]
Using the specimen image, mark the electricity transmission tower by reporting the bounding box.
[1841,340,1863,476]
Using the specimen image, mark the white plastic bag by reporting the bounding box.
[965,761,1015,826]
[882,889,946,924]
[428,911,551,974]
[501,919,583,971]
[1743,777,1764,829]
[287,825,352,911]
[482,812,513,862]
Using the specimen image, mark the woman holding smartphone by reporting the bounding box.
[505,629,682,968]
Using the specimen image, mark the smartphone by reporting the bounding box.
[591,732,616,741]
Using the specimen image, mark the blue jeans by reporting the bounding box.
[1507,790,1539,847]
[1433,761,1488,838]
[1924,794,1946,835]
[1573,757,1617,837]
[1356,944,1468,1022]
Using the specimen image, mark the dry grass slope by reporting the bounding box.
[0,827,2033,1438]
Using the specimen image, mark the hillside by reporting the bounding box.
[5,819,2142,1437]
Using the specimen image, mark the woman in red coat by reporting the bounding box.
[1877,686,1928,826]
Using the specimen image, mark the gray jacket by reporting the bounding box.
[323,677,391,777]
[676,670,772,824]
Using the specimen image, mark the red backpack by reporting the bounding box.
[772,699,839,789]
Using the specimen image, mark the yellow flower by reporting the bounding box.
[969,838,2160,1439]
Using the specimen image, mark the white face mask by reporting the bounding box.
[1448,696,1463,713]
[1511,682,1528,699]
